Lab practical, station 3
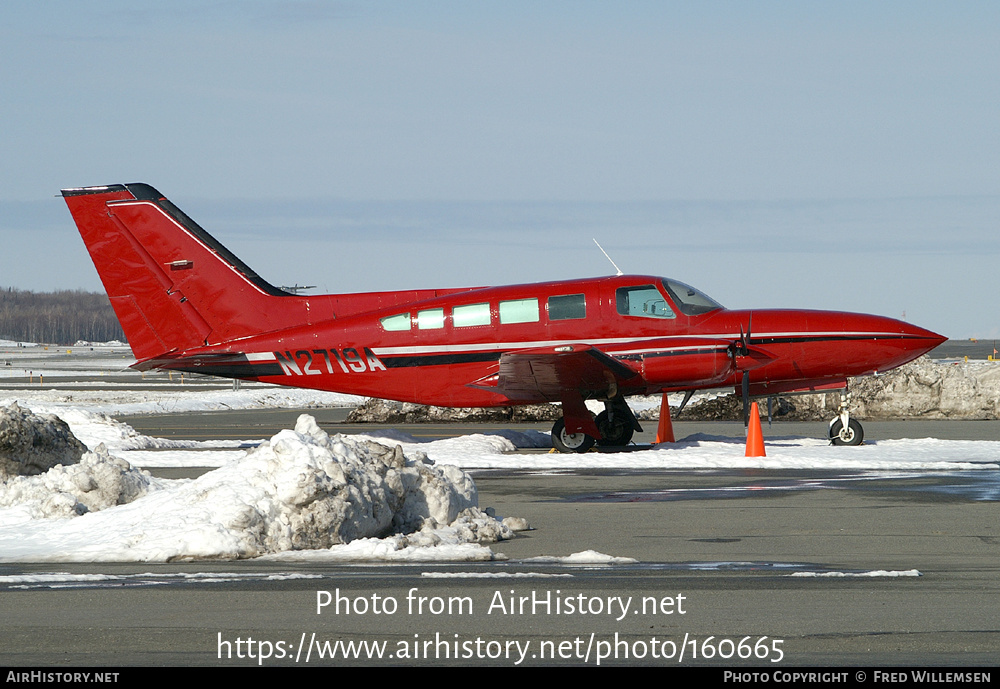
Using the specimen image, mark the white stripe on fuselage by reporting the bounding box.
[239,330,909,362]
[369,331,909,357]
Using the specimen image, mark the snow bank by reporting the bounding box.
[0,444,153,519]
[655,357,1000,421]
[0,415,515,562]
[725,356,1000,421]
[347,398,560,423]
[342,357,1000,424]
[0,402,86,476]
[25,406,239,453]
[851,357,1000,419]
[0,388,362,417]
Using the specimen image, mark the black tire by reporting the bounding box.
[829,417,864,446]
[595,410,634,447]
[551,418,596,453]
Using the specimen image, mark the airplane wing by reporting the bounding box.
[475,344,644,437]
[495,344,642,402]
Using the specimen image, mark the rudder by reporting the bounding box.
[62,183,300,361]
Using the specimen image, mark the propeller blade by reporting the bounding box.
[742,371,750,427]
[676,389,694,417]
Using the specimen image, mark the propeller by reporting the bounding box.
[729,312,753,428]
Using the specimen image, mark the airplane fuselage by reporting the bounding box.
[62,183,945,449]
[145,275,942,407]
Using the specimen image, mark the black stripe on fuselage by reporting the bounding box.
[642,347,726,359]
[361,333,931,370]
[148,357,284,378]
[641,334,929,358]
[748,334,929,346]
[170,363,285,378]
[380,351,502,368]
[587,347,641,380]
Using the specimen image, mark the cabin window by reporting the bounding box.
[616,285,675,319]
[380,313,411,331]
[417,308,444,330]
[548,294,586,320]
[453,303,491,327]
[499,298,539,324]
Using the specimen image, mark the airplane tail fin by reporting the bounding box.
[62,183,305,361]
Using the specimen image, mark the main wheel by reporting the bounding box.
[829,417,864,446]
[595,410,634,447]
[551,418,596,453]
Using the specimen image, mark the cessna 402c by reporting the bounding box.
[62,183,945,452]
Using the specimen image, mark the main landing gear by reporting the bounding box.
[551,398,640,453]
[551,418,595,453]
[828,389,864,446]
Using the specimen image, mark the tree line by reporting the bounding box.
[0,287,125,345]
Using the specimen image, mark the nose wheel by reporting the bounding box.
[828,389,864,445]
[829,417,864,445]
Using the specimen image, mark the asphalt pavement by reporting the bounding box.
[0,411,997,667]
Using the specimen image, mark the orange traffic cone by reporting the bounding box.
[655,393,675,443]
[745,402,765,457]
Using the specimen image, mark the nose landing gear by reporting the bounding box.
[828,390,864,446]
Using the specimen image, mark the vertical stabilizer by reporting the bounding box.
[62,184,307,361]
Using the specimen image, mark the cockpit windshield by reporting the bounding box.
[661,279,723,316]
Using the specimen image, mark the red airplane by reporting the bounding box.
[62,183,945,452]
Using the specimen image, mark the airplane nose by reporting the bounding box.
[897,320,947,356]
[869,315,947,371]
[748,310,948,379]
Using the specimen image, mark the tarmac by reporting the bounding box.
[0,411,998,667]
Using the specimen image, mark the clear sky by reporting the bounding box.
[2,1,998,338]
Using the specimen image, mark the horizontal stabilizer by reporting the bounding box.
[130,351,284,379]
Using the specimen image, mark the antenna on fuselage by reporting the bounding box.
[593,239,624,276]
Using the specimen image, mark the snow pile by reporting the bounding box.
[27,406,219,453]
[0,444,153,519]
[347,397,560,423]
[185,414,506,555]
[0,415,515,562]
[790,569,922,578]
[850,357,1000,419]
[638,357,1000,421]
[266,512,519,563]
[0,388,362,417]
[770,357,1000,420]
[0,402,86,476]
[0,405,252,469]
[344,357,1000,424]
[524,550,638,565]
